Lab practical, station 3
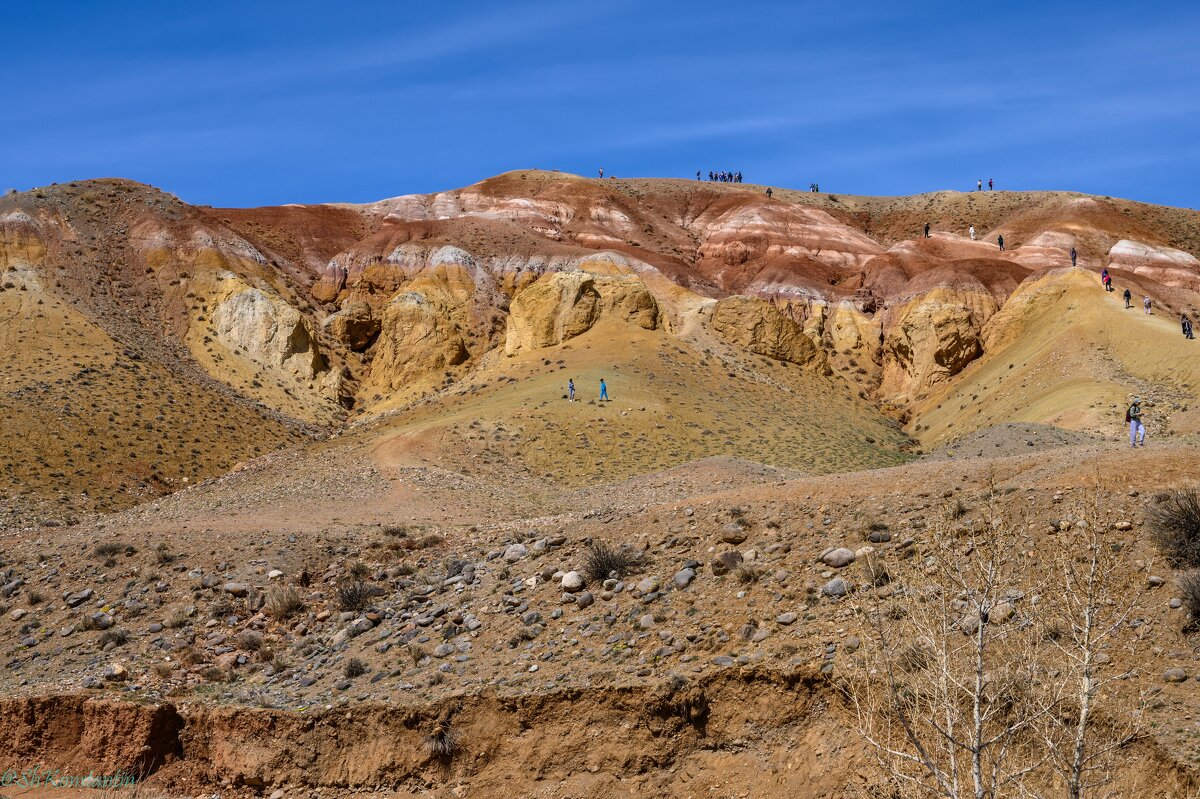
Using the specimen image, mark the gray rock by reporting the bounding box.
[65,588,94,608]
[713,655,735,666]
[433,643,455,658]
[1164,667,1189,683]
[821,548,856,569]
[561,571,584,592]
[719,523,748,545]
[636,577,660,595]
[775,612,797,625]
[575,591,594,609]
[222,582,250,597]
[503,544,528,563]
[638,614,656,629]
[673,568,696,589]
[347,618,374,637]
[821,578,849,598]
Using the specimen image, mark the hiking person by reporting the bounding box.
[696,170,701,180]
[1103,273,1112,292]
[924,222,930,238]
[1144,296,1152,315]
[977,179,982,191]
[765,187,773,198]
[1183,314,1191,337]
[598,167,604,179]
[568,379,575,401]
[1071,247,1078,267]
[599,378,609,401]
[1127,398,1146,447]
[989,178,994,190]
[1123,288,1132,308]
[1188,318,1195,340]
[969,225,976,240]
[997,234,1005,252]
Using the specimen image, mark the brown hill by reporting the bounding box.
[3,172,1200,520]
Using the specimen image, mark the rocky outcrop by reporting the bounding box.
[1108,239,1200,288]
[880,290,993,402]
[322,301,380,352]
[367,290,469,394]
[210,283,324,380]
[504,271,660,355]
[710,296,828,369]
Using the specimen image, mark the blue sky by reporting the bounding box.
[4,1,1198,208]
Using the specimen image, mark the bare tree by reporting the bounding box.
[842,493,1149,799]
[1038,518,1150,799]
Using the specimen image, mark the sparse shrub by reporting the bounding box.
[26,590,44,606]
[93,542,125,559]
[734,565,762,585]
[152,662,174,678]
[154,542,176,565]
[583,542,640,583]
[1150,489,1200,568]
[166,611,191,629]
[265,586,305,620]
[337,580,382,612]
[348,561,370,579]
[1179,571,1200,630]
[344,657,369,678]
[425,713,459,760]
[897,643,932,673]
[201,666,228,683]
[407,643,429,665]
[862,554,891,587]
[97,629,129,648]
[946,498,968,520]
[383,525,410,537]
[236,630,264,651]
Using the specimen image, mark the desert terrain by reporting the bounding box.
[2,171,1200,797]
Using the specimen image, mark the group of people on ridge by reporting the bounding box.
[701,170,743,183]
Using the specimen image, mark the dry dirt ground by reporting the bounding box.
[4,174,1200,798]
[3,416,1200,797]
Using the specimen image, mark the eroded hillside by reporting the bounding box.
[3,172,1200,519]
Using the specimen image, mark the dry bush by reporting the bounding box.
[425,712,459,760]
[344,657,368,678]
[265,586,305,620]
[97,629,129,648]
[583,542,640,583]
[1179,571,1200,630]
[337,580,382,612]
[1149,488,1200,568]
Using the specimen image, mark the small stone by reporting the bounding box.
[268,570,284,580]
[636,577,660,595]
[713,656,735,666]
[102,663,128,681]
[1164,667,1189,683]
[434,643,454,658]
[503,544,528,563]
[821,548,856,569]
[776,612,797,625]
[222,582,249,597]
[638,614,656,629]
[1148,576,1166,587]
[575,591,594,609]
[561,571,584,592]
[719,523,747,545]
[673,568,696,589]
[821,578,849,598]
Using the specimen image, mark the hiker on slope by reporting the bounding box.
[1123,288,1132,308]
[1128,398,1146,448]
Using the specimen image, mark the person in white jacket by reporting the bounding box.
[969,225,976,240]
